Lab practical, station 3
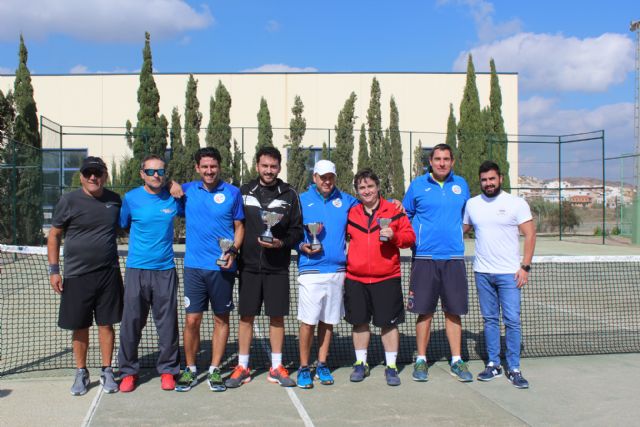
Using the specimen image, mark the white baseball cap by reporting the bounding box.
[313,159,336,176]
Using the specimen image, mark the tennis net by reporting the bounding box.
[2,245,640,375]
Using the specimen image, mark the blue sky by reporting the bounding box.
[0,0,638,179]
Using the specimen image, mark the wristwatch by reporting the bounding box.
[228,245,238,256]
[520,264,531,273]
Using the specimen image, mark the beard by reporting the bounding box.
[481,184,501,198]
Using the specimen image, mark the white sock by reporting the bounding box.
[355,349,367,363]
[451,355,462,364]
[209,365,218,374]
[385,352,398,367]
[238,354,250,369]
[188,365,197,373]
[416,355,427,363]
[271,352,282,369]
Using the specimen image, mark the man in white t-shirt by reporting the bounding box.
[463,161,536,389]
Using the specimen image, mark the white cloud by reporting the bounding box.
[453,32,634,93]
[243,64,318,73]
[438,0,522,42]
[266,20,280,33]
[0,0,213,42]
[70,64,89,74]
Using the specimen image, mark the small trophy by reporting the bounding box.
[306,222,324,250]
[378,218,392,241]
[217,238,234,266]
[260,210,284,243]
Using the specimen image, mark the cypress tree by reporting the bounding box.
[286,96,308,192]
[357,123,369,172]
[457,54,485,195]
[183,74,202,181]
[124,32,168,186]
[110,159,118,188]
[13,35,43,244]
[167,107,189,183]
[206,81,232,180]
[446,103,459,175]
[389,97,405,199]
[321,142,330,160]
[367,77,384,176]
[489,58,510,190]
[231,138,242,186]
[256,97,273,152]
[334,92,357,193]
[412,139,425,180]
[0,90,16,243]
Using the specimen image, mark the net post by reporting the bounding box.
[558,135,562,241]
[602,130,606,245]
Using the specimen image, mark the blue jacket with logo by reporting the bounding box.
[297,185,359,274]
[402,172,470,259]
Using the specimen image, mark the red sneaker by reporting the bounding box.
[161,373,176,391]
[120,375,137,393]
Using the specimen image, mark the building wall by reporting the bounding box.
[0,71,519,187]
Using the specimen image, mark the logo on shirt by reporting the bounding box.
[184,296,191,308]
[161,208,174,214]
[424,188,431,192]
[268,199,290,209]
[105,202,117,209]
[332,199,342,208]
[214,193,226,204]
[451,185,462,195]
[497,209,507,216]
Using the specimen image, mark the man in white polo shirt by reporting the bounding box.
[463,161,536,389]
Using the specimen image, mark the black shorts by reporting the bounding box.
[344,277,405,328]
[58,266,123,330]
[407,259,468,315]
[238,271,289,317]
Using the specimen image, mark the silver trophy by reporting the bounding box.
[378,218,392,241]
[217,238,234,266]
[306,222,324,251]
[260,210,284,243]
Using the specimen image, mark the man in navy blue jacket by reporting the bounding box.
[295,160,358,389]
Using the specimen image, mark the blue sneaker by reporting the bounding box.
[450,360,473,382]
[477,363,503,381]
[349,361,370,382]
[314,363,334,385]
[412,359,428,382]
[297,367,313,389]
[385,366,401,386]
[506,369,529,389]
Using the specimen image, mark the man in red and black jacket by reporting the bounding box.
[225,146,303,389]
[345,169,415,386]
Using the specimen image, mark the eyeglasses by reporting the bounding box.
[81,168,104,178]
[143,168,166,177]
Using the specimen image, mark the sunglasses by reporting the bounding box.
[81,168,104,178]
[142,168,166,177]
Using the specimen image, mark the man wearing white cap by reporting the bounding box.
[295,159,359,388]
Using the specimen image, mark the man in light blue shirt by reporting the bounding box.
[118,154,183,393]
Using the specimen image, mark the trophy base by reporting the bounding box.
[259,236,274,243]
[216,259,227,267]
[379,236,390,242]
[310,243,322,251]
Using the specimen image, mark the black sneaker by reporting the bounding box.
[477,363,503,381]
[506,369,529,389]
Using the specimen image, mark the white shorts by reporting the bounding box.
[297,272,345,325]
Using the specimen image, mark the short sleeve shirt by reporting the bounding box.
[50,188,121,277]
[463,191,533,274]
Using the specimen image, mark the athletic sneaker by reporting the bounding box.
[412,360,429,382]
[314,363,334,385]
[297,367,313,389]
[477,363,503,382]
[161,373,176,391]
[119,375,137,393]
[349,361,370,382]
[100,367,119,393]
[268,365,296,387]
[385,366,401,386]
[224,365,251,388]
[208,368,226,392]
[175,368,197,392]
[450,360,473,382]
[70,368,90,396]
[506,369,529,389]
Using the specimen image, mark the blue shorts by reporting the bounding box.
[183,268,235,314]
[407,259,468,315]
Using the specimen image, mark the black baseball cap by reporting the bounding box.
[80,156,107,174]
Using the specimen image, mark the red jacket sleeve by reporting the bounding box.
[391,212,416,249]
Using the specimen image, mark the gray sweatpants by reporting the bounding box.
[118,268,180,376]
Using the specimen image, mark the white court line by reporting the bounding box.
[81,385,103,427]
[253,322,315,427]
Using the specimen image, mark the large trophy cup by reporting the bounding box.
[306,222,324,250]
[260,210,284,243]
[217,238,234,266]
[378,218,392,241]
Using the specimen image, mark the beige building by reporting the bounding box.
[0,71,518,187]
